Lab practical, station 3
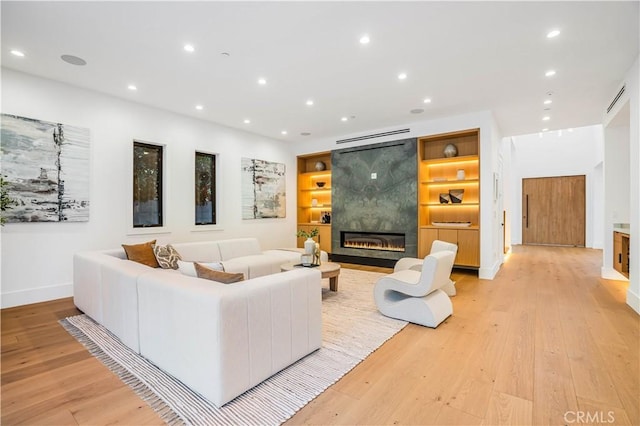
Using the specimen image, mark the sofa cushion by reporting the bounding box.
[172,241,222,263]
[153,244,182,269]
[194,263,244,284]
[217,238,262,260]
[122,240,159,268]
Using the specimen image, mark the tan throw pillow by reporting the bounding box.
[122,240,159,268]
[194,262,244,284]
[153,244,182,269]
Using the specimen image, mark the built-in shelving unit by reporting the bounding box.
[418,129,480,267]
[297,152,332,254]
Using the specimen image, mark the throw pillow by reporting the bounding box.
[177,260,224,277]
[122,240,159,268]
[194,262,244,284]
[153,244,182,269]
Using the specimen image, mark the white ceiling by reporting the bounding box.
[1,1,638,144]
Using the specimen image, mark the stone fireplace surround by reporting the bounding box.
[330,138,418,267]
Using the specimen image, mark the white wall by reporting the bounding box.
[508,125,605,248]
[1,69,298,308]
[603,55,639,314]
[294,110,504,279]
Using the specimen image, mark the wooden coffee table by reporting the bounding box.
[280,262,341,292]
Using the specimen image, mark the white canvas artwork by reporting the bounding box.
[241,157,285,219]
[1,114,90,222]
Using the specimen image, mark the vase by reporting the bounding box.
[304,238,316,254]
[314,161,326,171]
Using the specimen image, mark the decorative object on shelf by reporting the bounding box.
[241,157,286,219]
[1,113,91,223]
[456,169,466,180]
[321,211,331,224]
[439,193,450,204]
[314,161,326,171]
[449,189,464,203]
[311,198,318,207]
[443,143,458,158]
[432,221,472,227]
[315,181,326,188]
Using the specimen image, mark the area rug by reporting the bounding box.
[60,268,407,426]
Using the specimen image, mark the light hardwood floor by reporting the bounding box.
[2,246,638,425]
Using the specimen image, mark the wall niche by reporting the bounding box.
[331,138,417,267]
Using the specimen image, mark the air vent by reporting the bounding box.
[336,128,410,144]
[607,85,625,114]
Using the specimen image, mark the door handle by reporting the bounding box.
[525,194,529,228]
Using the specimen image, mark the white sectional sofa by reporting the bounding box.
[73,238,324,406]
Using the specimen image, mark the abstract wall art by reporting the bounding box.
[241,157,285,219]
[0,114,90,222]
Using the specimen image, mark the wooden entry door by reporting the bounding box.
[522,175,585,246]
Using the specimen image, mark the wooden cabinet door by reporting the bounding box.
[456,229,480,267]
[419,228,439,257]
[438,229,458,245]
[318,226,331,253]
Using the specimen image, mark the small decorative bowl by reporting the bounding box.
[316,181,326,188]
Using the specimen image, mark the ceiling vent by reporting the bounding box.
[336,128,410,144]
[607,85,625,114]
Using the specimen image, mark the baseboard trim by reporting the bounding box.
[627,288,640,315]
[479,260,500,280]
[1,282,73,309]
[600,266,629,281]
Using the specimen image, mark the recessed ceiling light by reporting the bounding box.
[398,72,407,80]
[410,108,424,114]
[542,128,549,132]
[544,99,552,105]
[221,52,230,57]
[61,54,86,66]
[127,84,137,91]
[545,70,556,77]
[341,117,348,122]
[359,34,370,44]
[10,50,25,57]
[423,98,432,104]
[184,44,195,53]
[281,130,288,135]
[195,105,203,110]
[547,29,561,38]
[542,116,550,121]
[306,99,314,106]
[301,132,311,136]
[243,119,251,124]
[568,128,574,132]
[258,78,267,85]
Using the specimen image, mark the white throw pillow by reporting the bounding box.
[177,260,225,277]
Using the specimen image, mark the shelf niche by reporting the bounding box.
[297,152,332,254]
[418,129,480,267]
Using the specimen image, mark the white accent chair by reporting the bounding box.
[374,250,456,328]
[393,240,458,296]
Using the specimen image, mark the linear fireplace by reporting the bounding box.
[341,231,405,252]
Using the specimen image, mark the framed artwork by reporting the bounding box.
[0,114,90,222]
[241,157,285,219]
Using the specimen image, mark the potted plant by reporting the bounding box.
[297,227,319,254]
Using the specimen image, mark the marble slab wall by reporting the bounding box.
[331,138,417,262]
